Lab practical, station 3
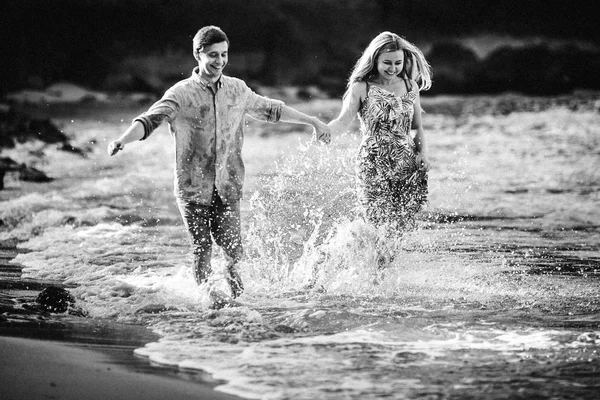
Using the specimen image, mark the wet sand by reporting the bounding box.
[0,245,242,400]
[0,336,242,400]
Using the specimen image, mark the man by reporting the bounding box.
[108,26,330,299]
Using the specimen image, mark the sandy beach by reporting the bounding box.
[0,336,242,400]
[0,243,242,400]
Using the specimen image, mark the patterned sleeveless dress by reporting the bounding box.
[356,82,428,231]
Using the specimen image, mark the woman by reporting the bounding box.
[328,31,432,232]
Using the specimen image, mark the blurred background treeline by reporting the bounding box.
[2,0,600,98]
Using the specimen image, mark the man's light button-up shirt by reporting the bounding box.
[133,67,284,205]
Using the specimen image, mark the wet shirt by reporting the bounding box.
[134,67,284,205]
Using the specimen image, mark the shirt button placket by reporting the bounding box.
[213,88,221,173]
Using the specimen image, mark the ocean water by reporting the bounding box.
[2,99,600,399]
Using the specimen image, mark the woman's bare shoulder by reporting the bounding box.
[349,81,368,98]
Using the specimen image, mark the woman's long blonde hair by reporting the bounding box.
[345,32,432,98]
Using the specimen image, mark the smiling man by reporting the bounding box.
[108,26,330,301]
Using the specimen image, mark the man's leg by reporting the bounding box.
[210,192,244,298]
[176,198,213,285]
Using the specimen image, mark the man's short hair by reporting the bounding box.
[193,26,229,50]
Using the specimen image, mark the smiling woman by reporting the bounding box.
[327,32,432,247]
[376,51,405,80]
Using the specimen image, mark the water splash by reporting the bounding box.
[3,104,600,399]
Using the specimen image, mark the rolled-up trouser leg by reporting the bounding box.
[176,198,214,285]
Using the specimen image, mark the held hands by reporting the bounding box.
[107,140,124,156]
[312,118,331,144]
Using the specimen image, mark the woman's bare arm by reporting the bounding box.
[328,82,365,136]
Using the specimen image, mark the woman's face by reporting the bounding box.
[375,50,404,81]
[196,41,229,78]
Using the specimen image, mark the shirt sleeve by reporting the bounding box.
[245,89,284,123]
[133,88,180,140]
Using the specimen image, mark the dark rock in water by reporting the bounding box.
[57,141,88,157]
[0,108,68,148]
[0,157,20,190]
[18,165,54,183]
[36,286,75,313]
[0,107,89,189]
[0,156,20,170]
[0,156,54,189]
[273,324,298,334]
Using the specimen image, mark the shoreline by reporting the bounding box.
[0,243,243,400]
[0,336,241,400]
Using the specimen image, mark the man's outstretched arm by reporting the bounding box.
[107,121,145,156]
[280,105,331,144]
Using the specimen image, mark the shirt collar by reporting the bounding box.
[193,67,224,91]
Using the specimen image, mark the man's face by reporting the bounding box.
[197,41,228,78]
